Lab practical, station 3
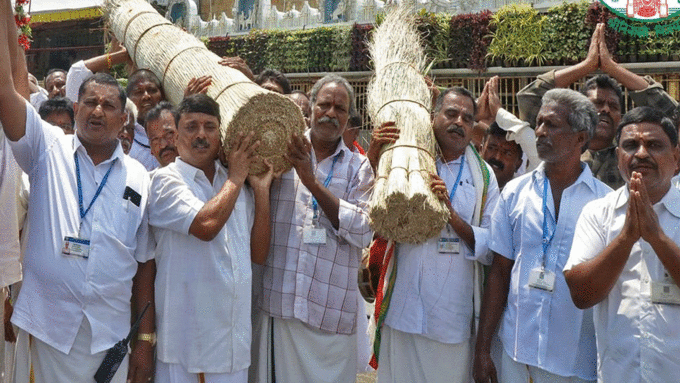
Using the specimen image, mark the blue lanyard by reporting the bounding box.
[541,176,556,266]
[448,155,465,202]
[312,153,341,219]
[74,152,117,223]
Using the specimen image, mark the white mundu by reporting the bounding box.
[149,158,254,380]
[8,101,151,381]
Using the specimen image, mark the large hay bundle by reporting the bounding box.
[103,0,305,175]
[367,6,449,244]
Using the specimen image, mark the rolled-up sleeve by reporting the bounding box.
[489,191,515,260]
[629,75,678,118]
[517,70,556,128]
[337,158,373,249]
[149,171,205,235]
[8,100,61,174]
[564,199,606,272]
[65,60,93,103]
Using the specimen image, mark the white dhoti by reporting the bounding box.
[500,351,594,383]
[253,315,356,383]
[30,318,128,383]
[377,325,471,383]
[156,361,247,383]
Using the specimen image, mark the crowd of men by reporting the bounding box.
[1,1,680,381]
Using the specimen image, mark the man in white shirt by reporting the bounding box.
[255,75,373,383]
[65,53,162,171]
[149,94,274,382]
[565,107,680,382]
[373,86,500,383]
[145,101,179,167]
[473,88,611,383]
[0,4,154,381]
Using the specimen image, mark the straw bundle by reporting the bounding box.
[367,6,449,244]
[103,0,306,175]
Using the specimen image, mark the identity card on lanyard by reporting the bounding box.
[62,153,117,259]
[528,176,556,292]
[439,156,464,254]
[303,153,340,245]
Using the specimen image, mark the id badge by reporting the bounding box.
[438,238,460,254]
[303,227,327,245]
[651,279,680,305]
[62,236,90,259]
[528,268,555,292]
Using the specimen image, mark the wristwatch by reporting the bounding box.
[137,332,157,346]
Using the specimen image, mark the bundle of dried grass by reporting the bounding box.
[103,0,305,175]
[367,6,449,244]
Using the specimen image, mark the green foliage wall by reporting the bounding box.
[206,2,680,74]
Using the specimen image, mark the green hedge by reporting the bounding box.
[206,2,680,74]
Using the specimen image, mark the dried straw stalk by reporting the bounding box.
[367,5,449,244]
[103,0,305,175]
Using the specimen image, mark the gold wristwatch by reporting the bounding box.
[137,332,157,346]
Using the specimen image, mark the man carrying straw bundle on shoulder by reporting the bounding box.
[369,87,500,382]
[252,74,373,383]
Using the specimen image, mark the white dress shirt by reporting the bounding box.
[9,101,151,354]
[149,158,254,373]
[128,122,159,171]
[384,155,499,344]
[260,134,373,335]
[490,162,611,380]
[0,130,23,288]
[565,186,680,382]
[65,60,159,171]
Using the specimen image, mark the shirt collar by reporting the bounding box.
[614,183,680,218]
[174,157,225,182]
[72,133,125,166]
[532,161,598,194]
[304,129,350,163]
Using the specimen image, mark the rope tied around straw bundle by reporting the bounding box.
[374,168,430,180]
[375,99,430,116]
[132,21,173,63]
[213,81,261,101]
[104,0,306,176]
[367,4,449,245]
[122,10,162,45]
[162,46,207,87]
[379,143,436,162]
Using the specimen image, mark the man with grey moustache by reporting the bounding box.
[254,74,373,383]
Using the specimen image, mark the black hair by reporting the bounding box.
[581,74,624,110]
[39,97,74,124]
[175,94,221,126]
[126,69,163,96]
[145,101,177,131]
[309,74,357,117]
[45,68,67,80]
[487,121,523,157]
[616,106,678,147]
[255,69,292,94]
[78,73,127,111]
[434,87,478,117]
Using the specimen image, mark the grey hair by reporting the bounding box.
[541,88,598,139]
[309,74,357,117]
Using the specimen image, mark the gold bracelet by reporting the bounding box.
[137,332,156,346]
